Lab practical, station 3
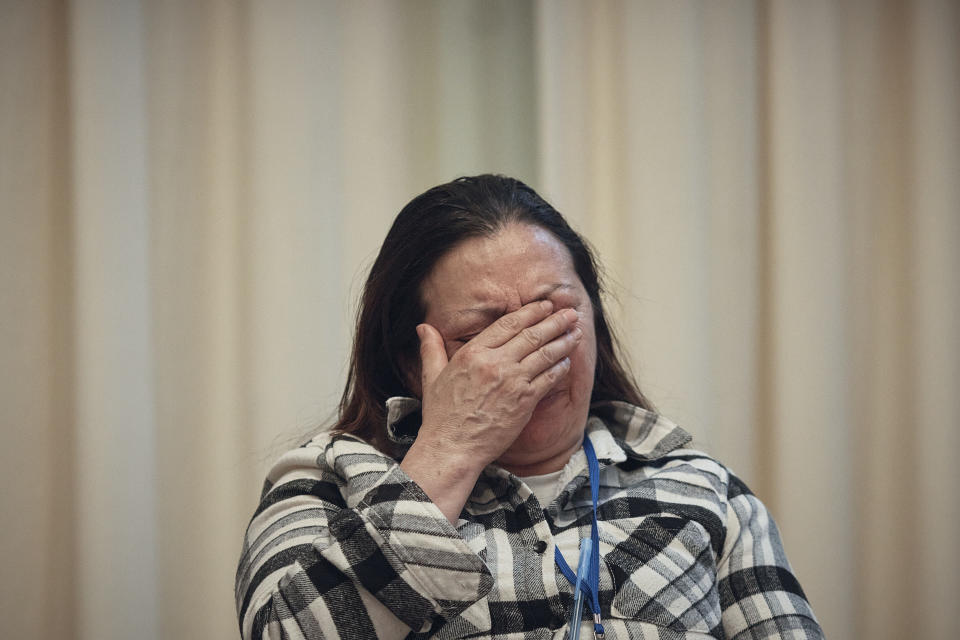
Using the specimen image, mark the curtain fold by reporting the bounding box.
[0,2,76,639]
[909,5,960,637]
[68,1,159,638]
[1,1,956,638]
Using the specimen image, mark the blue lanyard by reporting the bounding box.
[554,435,605,639]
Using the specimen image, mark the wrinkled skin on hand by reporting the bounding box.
[415,300,582,469]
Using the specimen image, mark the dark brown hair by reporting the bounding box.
[333,174,652,454]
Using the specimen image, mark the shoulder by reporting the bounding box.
[259,430,396,505]
[639,446,737,489]
[609,444,738,517]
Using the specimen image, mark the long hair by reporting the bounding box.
[333,174,652,454]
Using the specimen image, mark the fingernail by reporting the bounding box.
[540,300,553,312]
[572,326,583,339]
[415,325,424,340]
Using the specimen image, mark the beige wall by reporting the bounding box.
[1,1,957,638]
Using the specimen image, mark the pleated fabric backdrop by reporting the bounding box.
[1,1,957,638]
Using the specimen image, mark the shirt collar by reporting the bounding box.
[384,396,692,462]
[385,396,423,445]
[588,400,693,460]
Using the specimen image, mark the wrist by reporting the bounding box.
[406,434,488,478]
[400,435,487,525]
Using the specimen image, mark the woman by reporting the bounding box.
[235,175,823,639]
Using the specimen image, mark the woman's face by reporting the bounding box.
[420,223,597,471]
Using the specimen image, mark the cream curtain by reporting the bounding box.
[1,1,957,638]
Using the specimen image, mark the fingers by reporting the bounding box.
[417,323,448,389]
[518,322,582,379]
[473,300,555,348]
[504,307,580,363]
[528,355,572,397]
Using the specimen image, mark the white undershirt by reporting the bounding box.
[518,448,587,508]
[518,468,566,507]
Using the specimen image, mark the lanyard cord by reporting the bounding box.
[553,435,605,638]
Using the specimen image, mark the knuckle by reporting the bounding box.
[481,359,507,384]
[520,327,543,348]
[545,359,569,383]
[517,382,537,401]
[537,344,555,365]
[499,313,521,331]
[457,343,478,361]
[469,343,488,358]
[475,357,495,376]
[518,391,536,407]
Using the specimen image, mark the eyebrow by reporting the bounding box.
[449,283,575,320]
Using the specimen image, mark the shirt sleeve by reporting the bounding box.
[235,437,493,640]
[717,473,825,639]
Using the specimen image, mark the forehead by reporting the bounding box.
[420,223,583,318]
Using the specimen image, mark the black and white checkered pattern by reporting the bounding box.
[236,401,823,639]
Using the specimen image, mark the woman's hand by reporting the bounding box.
[401,300,582,523]
[416,299,582,468]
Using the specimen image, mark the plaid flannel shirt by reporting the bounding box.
[236,400,823,639]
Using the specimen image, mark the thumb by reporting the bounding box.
[416,323,447,390]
